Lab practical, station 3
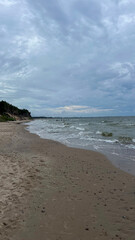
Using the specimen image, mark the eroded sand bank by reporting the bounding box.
[0,122,135,240]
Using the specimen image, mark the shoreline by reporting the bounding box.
[25,118,135,176]
[0,122,135,240]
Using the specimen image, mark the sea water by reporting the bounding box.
[25,116,135,175]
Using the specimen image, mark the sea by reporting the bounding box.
[25,116,135,176]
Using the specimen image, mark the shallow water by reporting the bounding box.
[25,117,135,175]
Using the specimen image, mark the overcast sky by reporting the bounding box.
[0,0,135,116]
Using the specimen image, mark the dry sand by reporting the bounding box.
[0,121,135,240]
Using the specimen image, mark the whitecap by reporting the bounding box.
[76,127,85,131]
[94,138,117,143]
[102,139,117,143]
[96,131,102,135]
[70,126,75,129]
[112,152,119,156]
[126,144,135,150]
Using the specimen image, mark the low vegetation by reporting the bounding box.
[0,100,31,122]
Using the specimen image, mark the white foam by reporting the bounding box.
[79,123,88,126]
[94,145,100,150]
[102,139,117,143]
[112,152,119,156]
[95,138,117,143]
[70,126,75,129]
[76,127,85,131]
[78,132,84,136]
[126,144,135,150]
[96,131,102,135]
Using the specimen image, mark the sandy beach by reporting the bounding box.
[0,122,135,240]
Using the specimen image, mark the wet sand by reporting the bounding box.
[0,122,135,240]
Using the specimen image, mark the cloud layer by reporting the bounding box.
[0,0,135,116]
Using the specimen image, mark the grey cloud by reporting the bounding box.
[0,0,135,116]
[73,0,102,23]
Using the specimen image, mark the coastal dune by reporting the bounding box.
[0,122,135,240]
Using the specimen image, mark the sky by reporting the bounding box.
[0,0,135,117]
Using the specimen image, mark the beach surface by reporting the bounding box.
[0,122,135,240]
